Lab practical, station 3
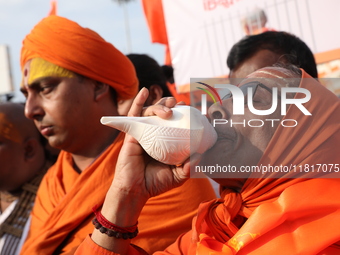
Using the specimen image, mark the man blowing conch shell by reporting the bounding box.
[76,65,340,255]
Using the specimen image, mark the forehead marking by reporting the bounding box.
[21,58,75,88]
[0,113,21,143]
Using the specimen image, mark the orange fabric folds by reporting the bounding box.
[20,132,216,255]
[21,15,138,100]
[20,134,126,255]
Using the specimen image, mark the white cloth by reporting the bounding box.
[0,199,31,255]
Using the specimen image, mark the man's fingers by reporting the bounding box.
[128,88,149,117]
[141,104,172,119]
[173,154,201,183]
[154,97,178,108]
[176,101,186,105]
[128,92,178,119]
[140,97,177,119]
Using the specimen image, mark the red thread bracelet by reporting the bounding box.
[92,218,139,239]
[92,205,138,233]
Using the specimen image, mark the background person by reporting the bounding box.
[241,7,275,35]
[127,53,173,106]
[161,65,175,85]
[118,53,174,116]
[0,102,53,255]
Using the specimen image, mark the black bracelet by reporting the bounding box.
[92,217,139,239]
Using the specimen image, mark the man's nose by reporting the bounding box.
[25,94,44,120]
[207,101,230,122]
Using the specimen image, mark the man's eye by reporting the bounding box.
[252,97,262,103]
[41,87,51,93]
[40,84,54,94]
[245,96,262,105]
[21,90,28,98]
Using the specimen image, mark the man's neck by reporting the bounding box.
[71,130,120,172]
[72,156,98,173]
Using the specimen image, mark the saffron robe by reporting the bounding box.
[20,133,216,254]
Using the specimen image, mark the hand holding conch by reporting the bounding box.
[91,90,198,253]
[101,97,217,165]
[110,88,200,199]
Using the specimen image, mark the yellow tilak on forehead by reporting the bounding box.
[0,113,21,143]
[23,58,75,86]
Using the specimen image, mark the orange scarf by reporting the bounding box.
[21,15,138,100]
[195,70,340,254]
[158,70,340,255]
[20,133,125,254]
[20,133,217,254]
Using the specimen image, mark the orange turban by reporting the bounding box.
[21,15,138,100]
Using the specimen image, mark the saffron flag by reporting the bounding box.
[48,0,57,16]
[141,0,171,65]
[142,0,191,104]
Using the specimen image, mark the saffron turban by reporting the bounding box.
[21,15,138,100]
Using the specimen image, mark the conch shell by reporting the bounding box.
[101,105,217,165]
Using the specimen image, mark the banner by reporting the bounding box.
[161,0,340,93]
[0,45,14,95]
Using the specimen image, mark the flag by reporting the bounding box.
[48,0,57,16]
[141,0,171,65]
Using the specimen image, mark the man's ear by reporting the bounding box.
[117,98,134,116]
[148,85,164,105]
[93,82,110,101]
[24,138,39,161]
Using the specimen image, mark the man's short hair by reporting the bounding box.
[127,54,172,97]
[227,31,318,78]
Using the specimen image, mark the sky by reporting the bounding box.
[0,0,165,102]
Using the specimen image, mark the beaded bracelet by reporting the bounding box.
[92,205,138,239]
[92,217,139,239]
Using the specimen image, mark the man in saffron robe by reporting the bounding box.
[19,15,216,255]
[76,65,340,254]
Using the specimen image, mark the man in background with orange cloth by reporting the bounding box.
[75,64,340,254]
[0,102,55,255]
[19,15,216,255]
